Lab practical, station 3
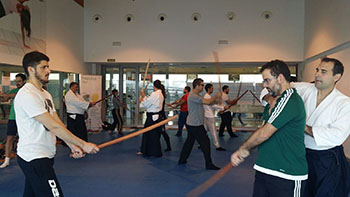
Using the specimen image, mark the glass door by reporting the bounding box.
[122,67,139,126]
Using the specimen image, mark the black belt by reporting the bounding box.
[146,111,161,117]
[67,113,84,116]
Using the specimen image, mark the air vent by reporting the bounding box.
[192,13,201,22]
[92,14,102,23]
[218,40,229,44]
[107,59,116,62]
[125,14,135,23]
[158,13,167,22]
[261,11,272,20]
[227,12,235,21]
[112,41,122,46]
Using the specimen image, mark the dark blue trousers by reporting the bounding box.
[305,146,350,197]
[176,111,188,135]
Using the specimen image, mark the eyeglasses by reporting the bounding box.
[199,84,204,86]
[262,77,276,84]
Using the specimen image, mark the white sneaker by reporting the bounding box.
[0,157,10,168]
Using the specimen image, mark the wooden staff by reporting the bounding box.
[94,93,113,104]
[249,90,261,104]
[98,115,178,149]
[229,89,248,107]
[141,59,151,92]
[187,163,232,197]
[212,51,221,91]
[213,51,223,105]
[237,82,242,97]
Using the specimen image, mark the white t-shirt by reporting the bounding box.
[204,93,224,118]
[221,92,230,112]
[14,83,57,162]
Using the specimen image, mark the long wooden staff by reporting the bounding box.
[249,90,261,104]
[187,163,232,197]
[213,51,221,92]
[237,82,242,97]
[229,89,248,107]
[213,51,222,104]
[94,93,113,104]
[142,59,151,92]
[98,115,178,149]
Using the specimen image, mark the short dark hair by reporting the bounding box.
[112,89,118,93]
[222,85,229,92]
[205,83,213,92]
[184,86,191,92]
[321,57,344,76]
[22,51,49,75]
[260,59,291,82]
[69,82,78,88]
[15,73,26,81]
[153,80,161,89]
[192,78,203,89]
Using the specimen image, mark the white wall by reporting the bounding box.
[46,0,86,74]
[304,0,350,157]
[84,0,304,63]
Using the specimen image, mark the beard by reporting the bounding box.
[35,72,49,85]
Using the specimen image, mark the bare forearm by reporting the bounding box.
[51,126,85,147]
[203,94,218,105]
[240,130,267,151]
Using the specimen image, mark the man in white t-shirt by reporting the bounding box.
[15,51,99,196]
[218,85,239,137]
[203,83,229,151]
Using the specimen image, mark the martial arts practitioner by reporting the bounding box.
[15,51,99,196]
[159,84,171,152]
[65,82,96,141]
[292,57,350,197]
[231,60,308,196]
[218,85,238,137]
[178,78,221,170]
[110,89,127,135]
[0,73,26,168]
[138,80,164,157]
[169,86,190,136]
[203,84,229,151]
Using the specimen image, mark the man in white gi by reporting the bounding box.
[15,51,99,196]
[293,57,350,197]
[138,80,164,157]
[203,83,229,151]
[65,82,96,141]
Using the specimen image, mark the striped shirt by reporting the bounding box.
[254,88,308,180]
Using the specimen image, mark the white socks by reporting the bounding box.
[0,157,10,168]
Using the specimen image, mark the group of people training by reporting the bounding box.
[0,50,349,197]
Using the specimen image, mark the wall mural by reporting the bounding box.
[0,0,46,59]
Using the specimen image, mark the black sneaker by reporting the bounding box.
[216,147,226,151]
[206,164,220,170]
[230,133,238,138]
[164,148,171,152]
